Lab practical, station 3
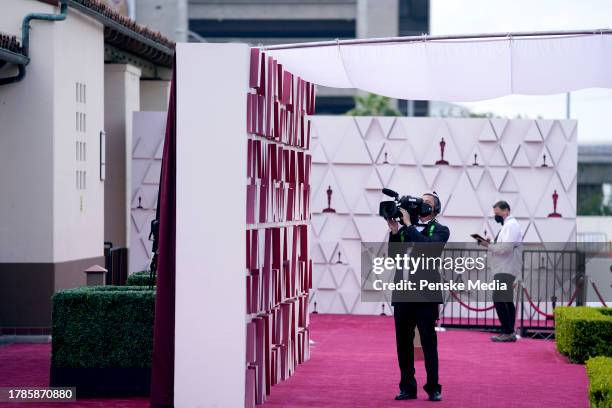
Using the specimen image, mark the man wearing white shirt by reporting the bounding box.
[478,201,522,342]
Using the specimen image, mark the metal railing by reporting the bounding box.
[438,246,589,336]
[104,242,129,286]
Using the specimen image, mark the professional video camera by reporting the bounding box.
[378,188,434,226]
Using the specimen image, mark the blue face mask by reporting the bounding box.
[494,215,504,225]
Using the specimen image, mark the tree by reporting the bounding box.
[346,93,402,116]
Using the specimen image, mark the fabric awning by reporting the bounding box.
[267,32,612,102]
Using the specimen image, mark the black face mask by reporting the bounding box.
[419,203,433,218]
[494,215,504,225]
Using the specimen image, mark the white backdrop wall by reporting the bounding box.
[309,116,578,315]
[130,111,166,274]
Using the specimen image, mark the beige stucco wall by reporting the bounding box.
[0,0,105,263]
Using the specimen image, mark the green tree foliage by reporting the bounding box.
[346,93,402,116]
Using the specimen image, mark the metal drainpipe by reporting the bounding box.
[0,0,68,86]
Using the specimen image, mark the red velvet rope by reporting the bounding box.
[521,284,581,318]
[445,280,589,317]
[522,287,555,318]
[591,281,608,307]
[448,290,496,312]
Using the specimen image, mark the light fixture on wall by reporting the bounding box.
[100,131,106,181]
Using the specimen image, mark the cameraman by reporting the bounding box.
[387,193,449,402]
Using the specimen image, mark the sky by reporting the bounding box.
[431,0,612,144]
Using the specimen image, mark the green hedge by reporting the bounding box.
[586,357,612,408]
[126,270,156,286]
[52,286,155,368]
[555,306,612,363]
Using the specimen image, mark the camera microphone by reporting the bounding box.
[382,188,399,199]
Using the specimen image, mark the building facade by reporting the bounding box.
[135,0,430,115]
[0,0,173,332]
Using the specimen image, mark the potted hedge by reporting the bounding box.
[50,286,155,397]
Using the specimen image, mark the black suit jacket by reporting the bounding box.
[388,219,450,306]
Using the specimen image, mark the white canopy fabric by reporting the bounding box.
[267,33,612,102]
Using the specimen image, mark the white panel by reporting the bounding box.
[444,172,485,217]
[334,165,372,208]
[559,119,577,140]
[421,166,441,189]
[511,145,531,167]
[354,117,373,137]
[481,143,508,166]
[333,121,371,164]
[446,118,486,163]
[311,214,328,236]
[536,119,554,139]
[312,116,350,159]
[130,111,166,274]
[465,166,485,188]
[524,121,544,142]
[377,117,396,137]
[545,122,567,163]
[310,141,328,163]
[175,43,248,408]
[489,118,507,139]
[364,167,384,190]
[393,141,417,165]
[309,116,577,315]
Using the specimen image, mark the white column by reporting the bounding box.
[104,64,141,248]
[174,43,249,408]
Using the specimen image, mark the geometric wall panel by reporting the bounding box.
[479,120,499,141]
[511,145,531,167]
[465,165,485,189]
[421,166,441,189]
[489,118,507,139]
[525,121,544,142]
[483,143,508,166]
[559,120,577,140]
[309,116,577,315]
[446,118,487,163]
[130,111,167,274]
[535,119,554,140]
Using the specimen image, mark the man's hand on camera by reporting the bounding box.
[399,208,412,226]
[387,218,399,234]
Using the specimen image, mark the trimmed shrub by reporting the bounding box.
[51,286,155,368]
[126,270,156,286]
[555,306,612,363]
[586,356,612,408]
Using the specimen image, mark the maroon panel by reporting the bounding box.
[249,48,260,88]
[245,51,313,399]
[150,57,176,408]
[257,52,266,96]
[281,71,292,105]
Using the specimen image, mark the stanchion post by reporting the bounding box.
[576,250,586,306]
[520,252,526,337]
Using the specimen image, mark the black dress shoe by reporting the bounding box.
[427,391,442,402]
[394,391,417,400]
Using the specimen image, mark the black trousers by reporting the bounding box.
[493,273,516,335]
[393,304,440,394]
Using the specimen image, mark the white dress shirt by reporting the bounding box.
[488,215,522,277]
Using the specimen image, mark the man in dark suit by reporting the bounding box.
[387,193,449,402]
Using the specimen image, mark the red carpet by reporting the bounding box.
[265,314,587,408]
[0,314,587,407]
